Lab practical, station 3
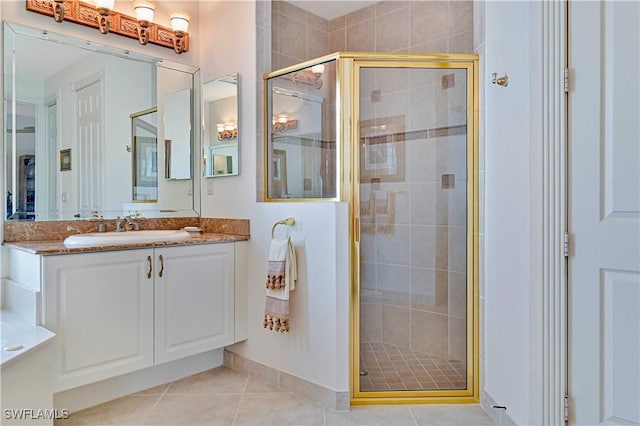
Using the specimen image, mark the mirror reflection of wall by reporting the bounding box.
[203,73,239,177]
[3,22,200,221]
[164,87,191,180]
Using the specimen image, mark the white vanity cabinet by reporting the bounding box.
[41,243,240,393]
[154,244,234,364]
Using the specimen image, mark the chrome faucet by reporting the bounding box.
[115,216,127,232]
[115,212,142,232]
[92,210,106,232]
[125,215,140,231]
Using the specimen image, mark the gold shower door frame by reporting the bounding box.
[347,55,479,405]
[264,52,479,404]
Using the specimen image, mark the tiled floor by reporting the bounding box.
[359,343,467,391]
[55,366,493,425]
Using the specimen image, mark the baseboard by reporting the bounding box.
[224,350,350,411]
[55,349,223,413]
[481,389,517,426]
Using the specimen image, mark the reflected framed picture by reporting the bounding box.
[360,115,405,183]
[60,148,71,171]
[133,136,158,187]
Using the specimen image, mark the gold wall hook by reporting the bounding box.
[492,73,509,87]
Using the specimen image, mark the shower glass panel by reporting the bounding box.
[265,59,338,201]
[356,64,472,396]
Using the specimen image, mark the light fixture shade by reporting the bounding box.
[224,122,235,131]
[169,10,190,33]
[133,0,155,22]
[278,114,288,124]
[216,124,225,133]
[94,0,115,10]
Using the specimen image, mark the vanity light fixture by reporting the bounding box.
[133,0,154,45]
[217,122,238,141]
[52,0,65,22]
[26,0,190,54]
[272,114,298,133]
[169,10,190,54]
[94,0,115,34]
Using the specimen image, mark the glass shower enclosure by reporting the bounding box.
[264,52,479,404]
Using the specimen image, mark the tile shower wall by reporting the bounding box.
[267,0,474,378]
[272,1,474,72]
[271,1,332,71]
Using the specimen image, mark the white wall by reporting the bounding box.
[198,1,349,392]
[483,1,543,424]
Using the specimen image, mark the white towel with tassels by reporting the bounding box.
[263,236,297,333]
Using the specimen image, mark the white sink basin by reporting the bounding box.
[64,230,191,247]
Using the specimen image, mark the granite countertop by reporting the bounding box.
[4,232,249,255]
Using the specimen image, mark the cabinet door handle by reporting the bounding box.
[158,254,164,278]
[147,255,152,279]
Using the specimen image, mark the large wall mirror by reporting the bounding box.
[3,22,201,221]
[202,73,238,177]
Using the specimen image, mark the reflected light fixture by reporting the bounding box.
[52,0,65,22]
[283,64,325,89]
[133,0,155,45]
[169,10,190,54]
[272,114,298,132]
[217,122,238,141]
[94,0,115,34]
[311,64,325,76]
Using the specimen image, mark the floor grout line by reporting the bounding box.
[230,375,250,426]
[408,404,419,426]
[138,383,172,426]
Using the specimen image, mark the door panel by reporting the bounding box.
[155,244,235,364]
[43,249,154,392]
[75,77,103,213]
[569,1,640,424]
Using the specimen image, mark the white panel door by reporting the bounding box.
[155,243,235,365]
[43,249,154,392]
[569,2,640,425]
[75,77,103,214]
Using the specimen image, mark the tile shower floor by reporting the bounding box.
[54,366,492,426]
[359,343,467,391]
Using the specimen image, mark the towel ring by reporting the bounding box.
[272,217,295,238]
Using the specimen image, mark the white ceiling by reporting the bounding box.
[287,1,379,20]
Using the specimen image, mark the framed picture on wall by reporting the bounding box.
[60,149,71,171]
[360,115,405,183]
